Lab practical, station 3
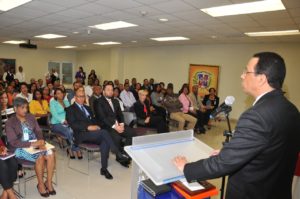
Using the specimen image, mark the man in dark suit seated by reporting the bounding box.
[173,52,300,199]
[66,89,130,180]
[94,82,136,157]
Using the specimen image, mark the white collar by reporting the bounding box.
[253,91,271,106]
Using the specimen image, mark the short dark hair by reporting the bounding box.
[13,97,28,107]
[209,88,216,93]
[103,81,114,90]
[53,88,65,100]
[253,52,286,90]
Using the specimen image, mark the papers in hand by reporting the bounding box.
[179,178,204,191]
[0,153,15,160]
[24,142,55,154]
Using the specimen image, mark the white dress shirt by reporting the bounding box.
[120,90,136,108]
[15,72,26,82]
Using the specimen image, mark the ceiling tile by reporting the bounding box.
[95,0,143,9]
[150,0,196,13]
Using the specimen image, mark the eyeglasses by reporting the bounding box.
[242,69,256,75]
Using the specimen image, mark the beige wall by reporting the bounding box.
[76,49,111,84]
[1,43,299,119]
[0,45,77,83]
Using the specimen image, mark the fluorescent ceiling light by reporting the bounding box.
[90,21,138,30]
[201,0,285,17]
[93,41,121,45]
[3,40,26,44]
[34,34,66,39]
[245,30,300,37]
[0,0,32,11]
[56,45,77,49]
[150,37,190,41]
[159,18,169,22]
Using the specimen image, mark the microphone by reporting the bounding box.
[210,96,235,118]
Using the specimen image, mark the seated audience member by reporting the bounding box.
[202,88,219,128]
[66,89,130,178]
[42,86,52,103]
[150,84,167,119]
[118,83,124,92]
[29,83,37,94]
[16,82,32,102]
[114,79,120,88]
[6,98,56,197]
[37,79,44,89]
[84,78,93,97]
[94,78,100,86]
[113,87,124,111]
[30,78,36,85]
[70,87,89,106]
[0,137,18,199]
[129,78,137,92]
[124,79,130,85]
[149,78,155,92]
[120,83,136,111]
[179,84,206,134]
[163,86,197,131]
[47,82,54,96]
[6,86,16,107]
[0,92,25,178]
[29,90,49,126]
[89,85,102,115]
[1,92,15,131]
[141,79,151,91]
[132,83,141,101]
[67,81,82,103]
[50,88,81,159]
[188,85,206,132]
[94,83,136,154]
[103,80,108,86]
[134,90,169,133]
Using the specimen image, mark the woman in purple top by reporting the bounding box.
[6,98,56,197]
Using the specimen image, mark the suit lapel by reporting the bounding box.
[103,97,115,113]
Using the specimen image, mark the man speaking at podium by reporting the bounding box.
[173,52,300,199]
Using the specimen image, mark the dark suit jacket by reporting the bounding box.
[93,96,124,130]
[134,100,151,125]
[66,103,97,144]
[184,90,300,199]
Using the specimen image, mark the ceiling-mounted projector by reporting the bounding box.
[19,40,37,49]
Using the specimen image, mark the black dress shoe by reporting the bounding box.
[199,127,206,134]
[37,185,49,198]
[44,183,56,195]
[116,153,130,163]
[100,168,113,180]
[118,161,130,168]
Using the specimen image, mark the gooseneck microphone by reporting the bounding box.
[210,96,235,118]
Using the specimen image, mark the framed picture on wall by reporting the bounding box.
[0,58,16,79]
[189,64,220,98]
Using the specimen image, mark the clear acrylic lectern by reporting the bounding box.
[125,130,214,199]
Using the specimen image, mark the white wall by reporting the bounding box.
[0,45,77,83]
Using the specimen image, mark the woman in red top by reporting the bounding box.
[0,139,18,199]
